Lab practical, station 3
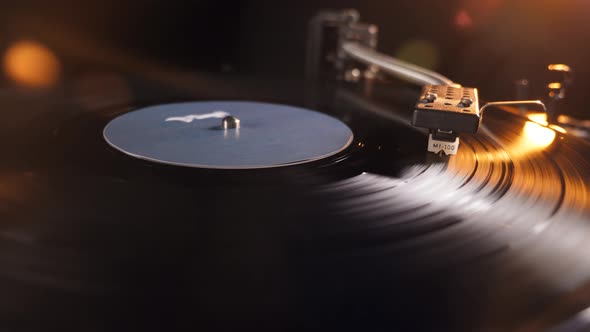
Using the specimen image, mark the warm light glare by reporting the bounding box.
[522,121,556,149]
[548,64,571,72]
[527,113,549,126]
[548,124,566,134]
[3,40,60,87]
[504,120,558,158]
[547,82,562,90]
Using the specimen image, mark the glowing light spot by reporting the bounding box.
[3,40,60,87]
[548,124,566,134]
[522,121,556,149]
[507,121,561,158]
[454,9,473,29]
[548,64,571,72]
[395,40,439,70]
[547,82,562,90]
[527,112,548,126]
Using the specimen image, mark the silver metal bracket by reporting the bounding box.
[305,9,378,82]
[480,100,547,115]
[305,9,453,85]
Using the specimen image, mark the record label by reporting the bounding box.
[103,101,354,169]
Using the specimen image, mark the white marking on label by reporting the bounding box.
[165,110,230,123]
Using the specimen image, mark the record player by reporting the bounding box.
[0,3,590,332]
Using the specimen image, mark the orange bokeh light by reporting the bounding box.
[548,64,571,72]
[522,121,556,149]
[454,9,473,29]
[3,40,60,87]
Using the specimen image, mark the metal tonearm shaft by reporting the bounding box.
[340,42,454,86]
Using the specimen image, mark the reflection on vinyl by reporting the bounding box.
[1,74,590,332]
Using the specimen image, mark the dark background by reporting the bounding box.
[0,0,589,116]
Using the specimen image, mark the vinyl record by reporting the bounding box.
[0,74,589,332]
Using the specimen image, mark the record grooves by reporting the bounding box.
[0,75,589,332]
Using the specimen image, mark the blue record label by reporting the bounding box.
[103,101,353,169]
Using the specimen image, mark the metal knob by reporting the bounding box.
[222,115,240,129]
[459,97,473,107]
[421,92,437,103]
